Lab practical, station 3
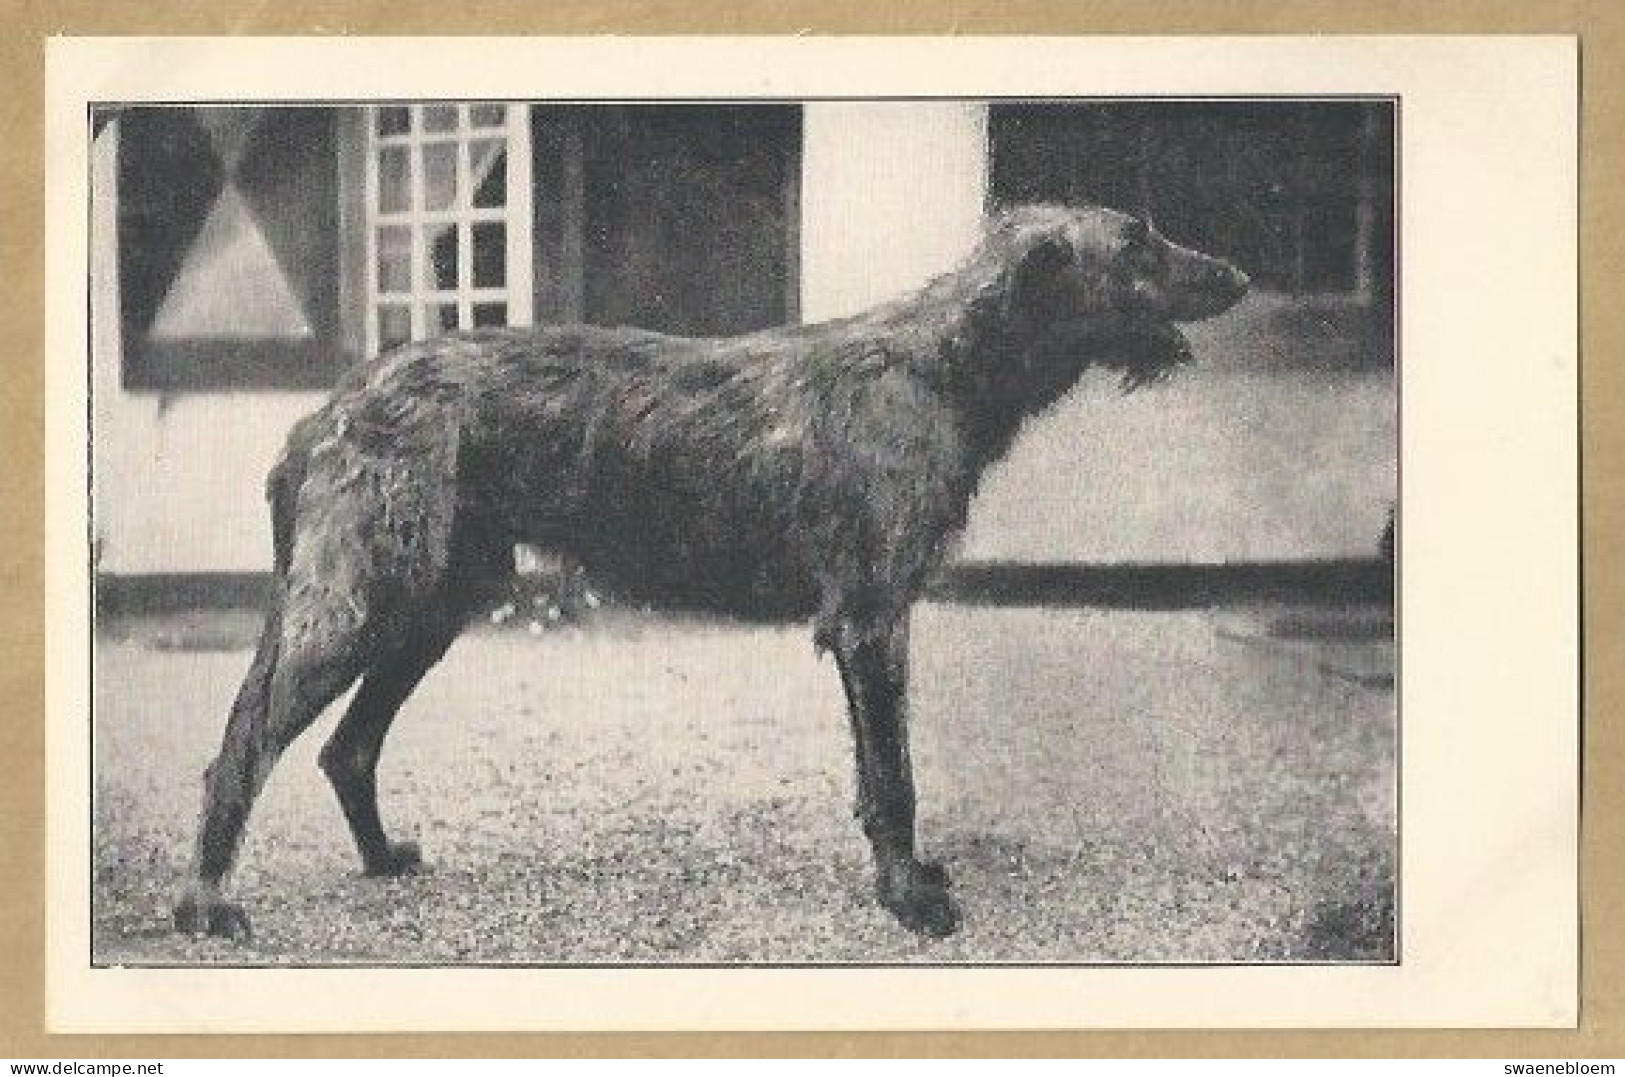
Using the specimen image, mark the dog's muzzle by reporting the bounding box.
[1163,242,1251,322]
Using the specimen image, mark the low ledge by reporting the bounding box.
[95,559,1394,618]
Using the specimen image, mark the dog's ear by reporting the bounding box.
[1002,230,1076,321]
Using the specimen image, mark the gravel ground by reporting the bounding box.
[91,600,1394,966]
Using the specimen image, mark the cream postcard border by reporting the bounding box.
[44,36,1578,1032]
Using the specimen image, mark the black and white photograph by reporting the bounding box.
[87,92,1398,967]
[46,35,1576,1031]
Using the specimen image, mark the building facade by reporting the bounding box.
[92,100,1393,582]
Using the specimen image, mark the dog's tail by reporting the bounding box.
[265,409,332,579]
[266,455,300,579]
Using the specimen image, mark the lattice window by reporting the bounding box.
[364,103,534,356]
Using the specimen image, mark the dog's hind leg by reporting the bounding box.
[831,610,959,938]
[317,630,455,879]
[174,599,371,940]
[173,610,283,939]
[319,537,512,877]
[175,423,459,939]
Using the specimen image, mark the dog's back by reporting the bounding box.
[270,322,972,621]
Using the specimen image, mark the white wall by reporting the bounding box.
[92,123,322,575]
[799,102,989,321]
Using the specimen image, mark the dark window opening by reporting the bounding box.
[989,101,1395,300]
[532,104,801,336]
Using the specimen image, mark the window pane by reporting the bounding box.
[422,143,458,211]
[378,304,412,350]
[423,105,459,132]
[378,146,410,213]
[473,302,507,328]
[376,225,411,293]
[376,106,410,136]
[472,222,506,288]
[470,103,506,128]
[471,139,507,208]
[426,224,459,290]
[431,302,461,333]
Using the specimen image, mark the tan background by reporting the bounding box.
[5,0,1618,1058]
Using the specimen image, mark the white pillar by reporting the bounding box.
[799,102,989,322]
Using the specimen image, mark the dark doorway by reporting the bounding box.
[532,104,801,336]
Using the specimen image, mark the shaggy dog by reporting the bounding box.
[174,204,1249,941]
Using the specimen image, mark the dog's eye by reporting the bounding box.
[1121,218,1151,253]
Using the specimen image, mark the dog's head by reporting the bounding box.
[986,204,1250,388]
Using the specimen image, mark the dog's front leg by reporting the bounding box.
[833,612,958,938]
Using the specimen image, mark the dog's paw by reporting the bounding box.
[173,893,252,941]
[877,860,960,938]
[363,840,423,878]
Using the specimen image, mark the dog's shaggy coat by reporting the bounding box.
[175,204,1248,940]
